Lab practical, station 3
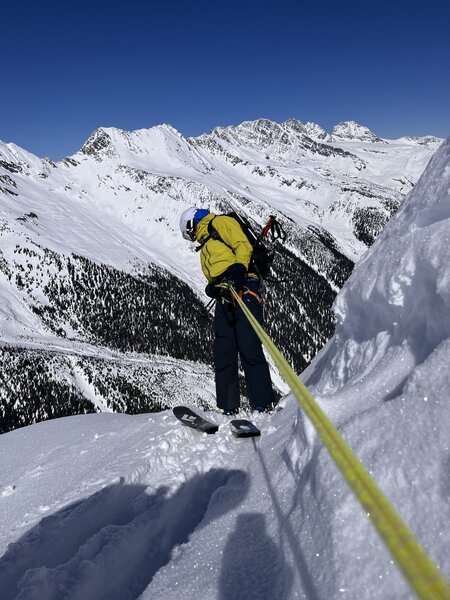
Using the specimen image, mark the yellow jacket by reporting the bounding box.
[196,213,253,283]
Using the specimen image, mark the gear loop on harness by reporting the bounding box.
[216,281,262,308]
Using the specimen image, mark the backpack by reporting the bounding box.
[196,211,286,279]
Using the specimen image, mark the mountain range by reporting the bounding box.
[0,119,443,432]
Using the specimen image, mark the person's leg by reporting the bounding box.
[235,283,274,411]
[213,301,240,413]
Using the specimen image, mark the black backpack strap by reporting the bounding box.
[195,218,231,252]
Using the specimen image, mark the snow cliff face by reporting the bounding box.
[0,120,442,432]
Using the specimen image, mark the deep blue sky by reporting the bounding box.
[1,0,449,159]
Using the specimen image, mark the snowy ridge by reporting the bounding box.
[0,136,450,598]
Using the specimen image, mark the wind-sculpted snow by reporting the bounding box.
[305,136,450,395]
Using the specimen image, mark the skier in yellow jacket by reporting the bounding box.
[180,207,274,415]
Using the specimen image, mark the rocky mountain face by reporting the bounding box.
[0,119,442,432]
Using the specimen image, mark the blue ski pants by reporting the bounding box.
[213,279,274,411]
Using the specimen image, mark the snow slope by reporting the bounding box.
[0,136,449,599]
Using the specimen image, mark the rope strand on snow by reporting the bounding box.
[222,283,450,600]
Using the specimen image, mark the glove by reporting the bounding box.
[205,283,222,299]
[222,263,246,292]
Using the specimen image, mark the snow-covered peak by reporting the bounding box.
[331,120,382,143]
[303,121,331,141]
[210,118,284,147]
[282,118,306,134]
[79,124,186,160]
[0,140,46,174]
[281,118,331,141]
[68,123,207,177]
[201,118,339,161]
[79,128,117,158]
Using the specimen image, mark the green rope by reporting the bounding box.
[220,282,450,600]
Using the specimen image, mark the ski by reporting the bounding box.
[173,406,261,438]
[172,406,218,434]
[229,419,261,438]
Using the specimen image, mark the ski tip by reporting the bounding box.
[173,406,219,434]
[230,419,261,438]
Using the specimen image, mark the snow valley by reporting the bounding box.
[0,130,449,599]
[0,119,442,432]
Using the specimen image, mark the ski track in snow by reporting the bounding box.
[0,407,294,600]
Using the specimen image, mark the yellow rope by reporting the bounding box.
[226,285,450,600]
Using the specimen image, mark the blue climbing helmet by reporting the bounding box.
[179,207,210,241]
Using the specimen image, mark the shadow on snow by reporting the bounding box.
[0,468,247,600]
